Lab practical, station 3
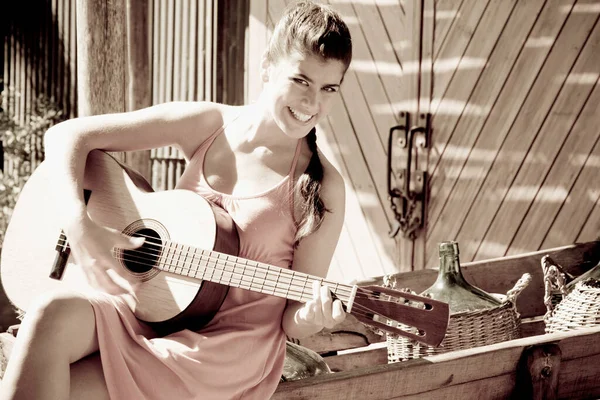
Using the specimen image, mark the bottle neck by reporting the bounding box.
[437,253,467,284]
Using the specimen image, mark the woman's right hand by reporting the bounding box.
[63,215,145,295]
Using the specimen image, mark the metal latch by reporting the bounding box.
[387,112,430,239]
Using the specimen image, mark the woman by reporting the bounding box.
[0,1,352,398]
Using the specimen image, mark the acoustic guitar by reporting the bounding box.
[0,150,449,346]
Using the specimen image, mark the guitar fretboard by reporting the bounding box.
[156,240,356,307]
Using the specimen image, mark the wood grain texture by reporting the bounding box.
[273,326,600,399]
[425,0,545,265]
[453,1,598,262]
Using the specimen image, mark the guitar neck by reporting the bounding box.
[155,240,357,308]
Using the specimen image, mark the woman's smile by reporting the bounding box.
[288,106,314,123]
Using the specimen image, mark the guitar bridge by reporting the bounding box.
[50,230,70,280]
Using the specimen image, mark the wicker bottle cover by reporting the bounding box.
[421,241,501,313]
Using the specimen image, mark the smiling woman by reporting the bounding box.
[0,1,354,400]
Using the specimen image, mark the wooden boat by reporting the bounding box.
[1,240,599,399]
[273,240,600,399]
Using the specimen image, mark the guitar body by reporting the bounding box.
[1,150,240,335]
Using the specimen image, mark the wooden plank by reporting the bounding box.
[317,119,394,281]
[543,131,600,248]
[478,17,600,259]
[326,2,395,227]
[188,0,197,101]
[325,346,388,373]
[433,0,464,61]
[173,0,182,101]
[413,0,435,269]
[68,0,77,119]
[205,0,215,101]
[341,0,403,149]
[430,0,489,118]
[324,0,400,274]
[196,0,205,100]
[426,0,540,259]
[363,0,418,271]
[509,78,600,254]
[454,2,596,262]
[273,326,600,400]
[165,0,174,101]
[427,0,519,222]
[395,0,420,272]
[577,197,600,243]
[323,101,392,279]
[151,0,160,103]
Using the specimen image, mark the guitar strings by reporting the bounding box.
[59,242,422,331]
[56,234,357,300]
[56,236,431,327]
[58,233,413,306]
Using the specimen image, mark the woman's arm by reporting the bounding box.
[281,154,346,339]
[42,101,227,293]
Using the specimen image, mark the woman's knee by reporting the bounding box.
[26,290,93,327]
[20,290,98,359]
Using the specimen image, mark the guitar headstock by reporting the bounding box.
[349,285,450,347]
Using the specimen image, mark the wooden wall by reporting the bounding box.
[248,0,600,282]
[4,0,598,282]
[425,0,600,267]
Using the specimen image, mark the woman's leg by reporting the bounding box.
[0,289,109,400]
[70,353,110,400]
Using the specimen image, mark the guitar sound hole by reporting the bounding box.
[122,228,162,274]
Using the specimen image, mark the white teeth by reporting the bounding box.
[289,107,313,122]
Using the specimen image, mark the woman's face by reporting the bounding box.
[262,51,346,139]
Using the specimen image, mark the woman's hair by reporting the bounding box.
[266,1,352,72]
[267,1,352,246]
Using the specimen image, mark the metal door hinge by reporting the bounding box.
[387,112,431,239]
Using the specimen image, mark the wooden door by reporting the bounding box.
[424,0,600,268]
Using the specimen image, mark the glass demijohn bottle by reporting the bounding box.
[421,241,502,313]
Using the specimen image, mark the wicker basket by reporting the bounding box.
[386,273,531,363]
[542,255,600,333]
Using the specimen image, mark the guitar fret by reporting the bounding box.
[249,261,256,292]
[191,247,199,279]
[208,250,216,283]
[175,243,183,275]
[169,242,177,274]
[184,245,191,277]
[240,262,248,290]
[302,274,309,302]
[286,271,294,298]
[164,242,173,273]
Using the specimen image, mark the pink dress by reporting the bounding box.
[88,122,301,399]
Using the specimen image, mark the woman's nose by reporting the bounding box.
[302,89,319,112]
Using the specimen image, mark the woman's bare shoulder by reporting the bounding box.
[173,102,246,157]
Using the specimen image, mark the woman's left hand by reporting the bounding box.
[296,280,346,330]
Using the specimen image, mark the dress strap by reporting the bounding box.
[288,139,303,177]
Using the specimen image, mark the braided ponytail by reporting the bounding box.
[294,128,328,246]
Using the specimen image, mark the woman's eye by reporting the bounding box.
[293,78,309,86]
[323,87,338,93]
